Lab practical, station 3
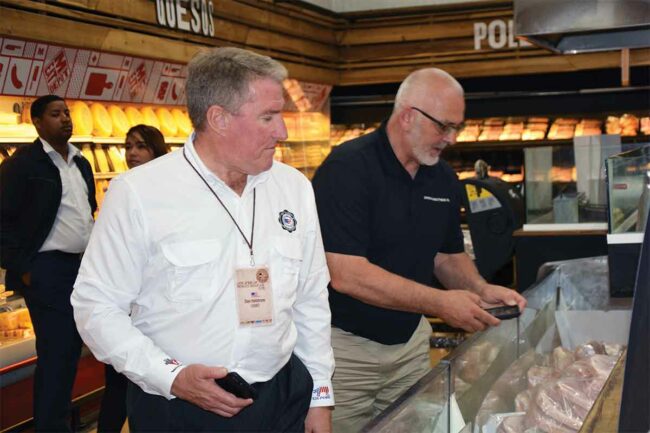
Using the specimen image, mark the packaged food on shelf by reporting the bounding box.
[0,111,20,125]
[457,121,481,142]
[0,307,34,341]
[641,117,650,135]
[500,118,525,141]
[70,101,93,136]
[108,105,130,137]
[156,107,178,137]
[574,118,602,137]
[172,108,192,136]
[0,123,37,137]
[141,106,161,130]
[548,118,578,140]
[107,145,128,172]
[90,103,113,137]
[81,144,96,174]
[125,106,145,127]
[93,145,111,173]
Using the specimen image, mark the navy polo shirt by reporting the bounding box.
[312,122,465,345]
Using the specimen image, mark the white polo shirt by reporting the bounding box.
[72,136,335,406]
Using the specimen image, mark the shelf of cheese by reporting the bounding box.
[0,307,33,343]
[0,101,193,142]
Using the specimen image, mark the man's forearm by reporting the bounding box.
[326,252,446,317]
[434,252,486,294]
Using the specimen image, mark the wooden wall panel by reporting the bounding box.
[1,0,647,86]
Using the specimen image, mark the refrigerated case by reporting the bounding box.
[605,144,650,296]
[364,256,632,433]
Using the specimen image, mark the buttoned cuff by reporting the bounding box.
[150,356,187,400]
[310,380,335,407]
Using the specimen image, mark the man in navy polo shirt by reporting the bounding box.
[312,68,527,432]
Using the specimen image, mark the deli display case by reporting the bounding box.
[605,144,650,296]
[364,256,632,433]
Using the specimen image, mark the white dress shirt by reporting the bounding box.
[39,139,93,253]
[72,136,335,407]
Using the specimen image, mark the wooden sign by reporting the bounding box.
[155,0,215,37]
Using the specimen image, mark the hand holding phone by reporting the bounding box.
[484,305,521,320]
[215,372,257,400]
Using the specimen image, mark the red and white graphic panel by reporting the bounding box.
[122,60,152,103]
[80,67,120,100]
[2,39,25,57]
[0,57,9,93]
[166,78,186,105]
[3,58,32,95]
[143,61,164,103]
[34,44,48,60]
[0,37,189,106]
[43,49,72,94]
[25,60,44,96]
[113,71,129,101]
[63,49,91,99]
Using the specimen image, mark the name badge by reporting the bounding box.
[235,266,273,327]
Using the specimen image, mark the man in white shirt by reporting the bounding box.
[72,47,335,432]
[0,94,96,432]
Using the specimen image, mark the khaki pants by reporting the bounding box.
[331,316,431,433]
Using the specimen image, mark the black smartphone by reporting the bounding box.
[215,372,258,400]
[484,305,521,320]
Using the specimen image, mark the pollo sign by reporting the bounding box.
[473,19,532,50]
[155,0,215,37]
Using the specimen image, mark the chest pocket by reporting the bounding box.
[161,239,221,303]
[271,236,303,299]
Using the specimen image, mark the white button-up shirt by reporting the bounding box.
[39,139,93,253]
[72,136,335,406]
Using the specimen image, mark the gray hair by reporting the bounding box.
[186,47,288,131]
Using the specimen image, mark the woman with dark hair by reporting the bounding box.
[96,124,169,433]
[124,124,169,169]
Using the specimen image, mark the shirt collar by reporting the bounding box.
[40,138,80,164]
[182,133,270,194]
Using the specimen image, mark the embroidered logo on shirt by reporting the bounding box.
[164,358,183,372]
[278,210,297,233]
[312,385,331,401]
[423,196,450,203]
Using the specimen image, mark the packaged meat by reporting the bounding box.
[497,413,526,433]
[551,347,575,372]
[527,366,556,388]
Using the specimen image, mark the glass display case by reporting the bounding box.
[606,145,650,234]
[365,257,632,433]
[605,144,650,296]
[523,135,626,227]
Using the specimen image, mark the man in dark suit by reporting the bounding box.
[0,94,96,432]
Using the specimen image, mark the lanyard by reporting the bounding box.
[183,148,257,266]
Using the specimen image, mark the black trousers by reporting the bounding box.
[127,354,314,433]
[22,251,83,433]
[97,364,128,433]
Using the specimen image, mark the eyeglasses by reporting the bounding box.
[410,106,464,135]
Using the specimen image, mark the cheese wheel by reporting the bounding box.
[0,123,37,137]
[155,108,178,137]
[70,101,93,136]
[108,105,130,137]
[141,107,161,130]
[93,146,111,173]
[172,108,192,137]
[0,111,20,125]
[90,103,113,137]
[81,144,96,174]
[125,106,144,127]
[107,145,127,172]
